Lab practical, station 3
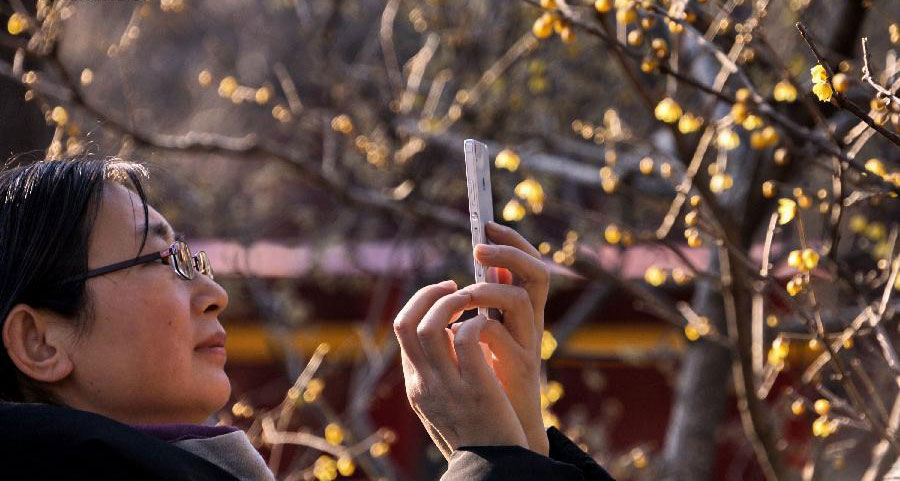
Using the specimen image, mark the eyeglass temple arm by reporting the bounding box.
[60,248,171,284]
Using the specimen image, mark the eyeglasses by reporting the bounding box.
[61,240,214,284]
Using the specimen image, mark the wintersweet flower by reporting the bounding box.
[777,198,797,225]
[810,64,828,84]
[812,82,833,102]
[773,80,797,102]
[654,98,682,123]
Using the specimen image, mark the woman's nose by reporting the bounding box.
[192,274,229,316]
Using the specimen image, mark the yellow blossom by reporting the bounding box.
[672,268,692,284]
[313,455,337,481]
[324,423,344,445]
[81,69,95,86]
[678,114,702,133]
[742,114,763,131]
[709,173,733,193]
[304,378,325,403]
[864,222,885,241]
[336,457,356,476]
[791,400,806,416]
[777,198,796,225]
[787,250,803,269]
[641,58,658,73]
[812,82,833,102]
[532,15,554,39]
[812,416,837,437]
[801,249,819,270]
[7,13,27,36]
[559,25,575,43]
[502,199,526,222]
[627,29,644,46]
[632,448,648,468]
[331,114,353,133]
[218,76,238,98]
[684,325,700,341]
[50,106,69,126]
[594,0,613,12]
[545,381,564,403]
[515,178,544,212]
[684,210,698,226]
[541,330,558,359]
[604,224,622,244]
[773,80,797,102]
[849,215,867,233]
[731,102,748,123]
[599,166,618,193]
[865,158,886,177]
[786,275,805,296]
[495,149,521,171]
[644,266,667,286]
[254,87,271,105]
[654,97,682,123]
[716,129,739,150]
[832,73,850,93]
[814,399,830,415]
[369,441,390,458]
[686,231,702,247]
[808,339,821,351]
[810,64,828,84]
[616,6,637,24]
[767,337,790,365]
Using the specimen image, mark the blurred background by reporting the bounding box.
[1,0,899,480]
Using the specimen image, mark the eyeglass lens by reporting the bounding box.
[172,241,213,280]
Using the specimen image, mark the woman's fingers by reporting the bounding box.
[460,283,535,351]
[484,221,541,259]
[418,290,472,379]
[475,243,549,302]
[393,280,457,375]
[477,317,521,362]
[453,315,499,385]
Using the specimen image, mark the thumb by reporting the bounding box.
[478,317,522,361]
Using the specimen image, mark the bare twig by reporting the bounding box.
[796,23,900,149]
[861,37,900,106]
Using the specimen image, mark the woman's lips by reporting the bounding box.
[195,345,227,359]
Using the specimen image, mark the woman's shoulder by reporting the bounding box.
[0,402,241,481]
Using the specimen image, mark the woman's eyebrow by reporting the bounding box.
[143,221,176,243]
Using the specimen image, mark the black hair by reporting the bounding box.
[0,157,150,403]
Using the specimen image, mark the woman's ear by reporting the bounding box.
[2,304,75,384]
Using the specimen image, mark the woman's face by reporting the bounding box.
[59,182,230,424]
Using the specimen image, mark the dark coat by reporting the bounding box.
[443,427,616,481]
[0,402,240,481]
[0,402,615,480]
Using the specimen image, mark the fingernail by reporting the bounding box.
[440,280,457,289]
[476,244,496,257]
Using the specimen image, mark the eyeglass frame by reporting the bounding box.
[60,240,214,284]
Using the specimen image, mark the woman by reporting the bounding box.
[0,157,612,480]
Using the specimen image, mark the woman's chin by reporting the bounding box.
[195,370,232,417]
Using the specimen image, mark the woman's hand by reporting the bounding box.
[393,281,528,461]
[469,221,550,456]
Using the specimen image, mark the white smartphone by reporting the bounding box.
[463,139,501,321]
